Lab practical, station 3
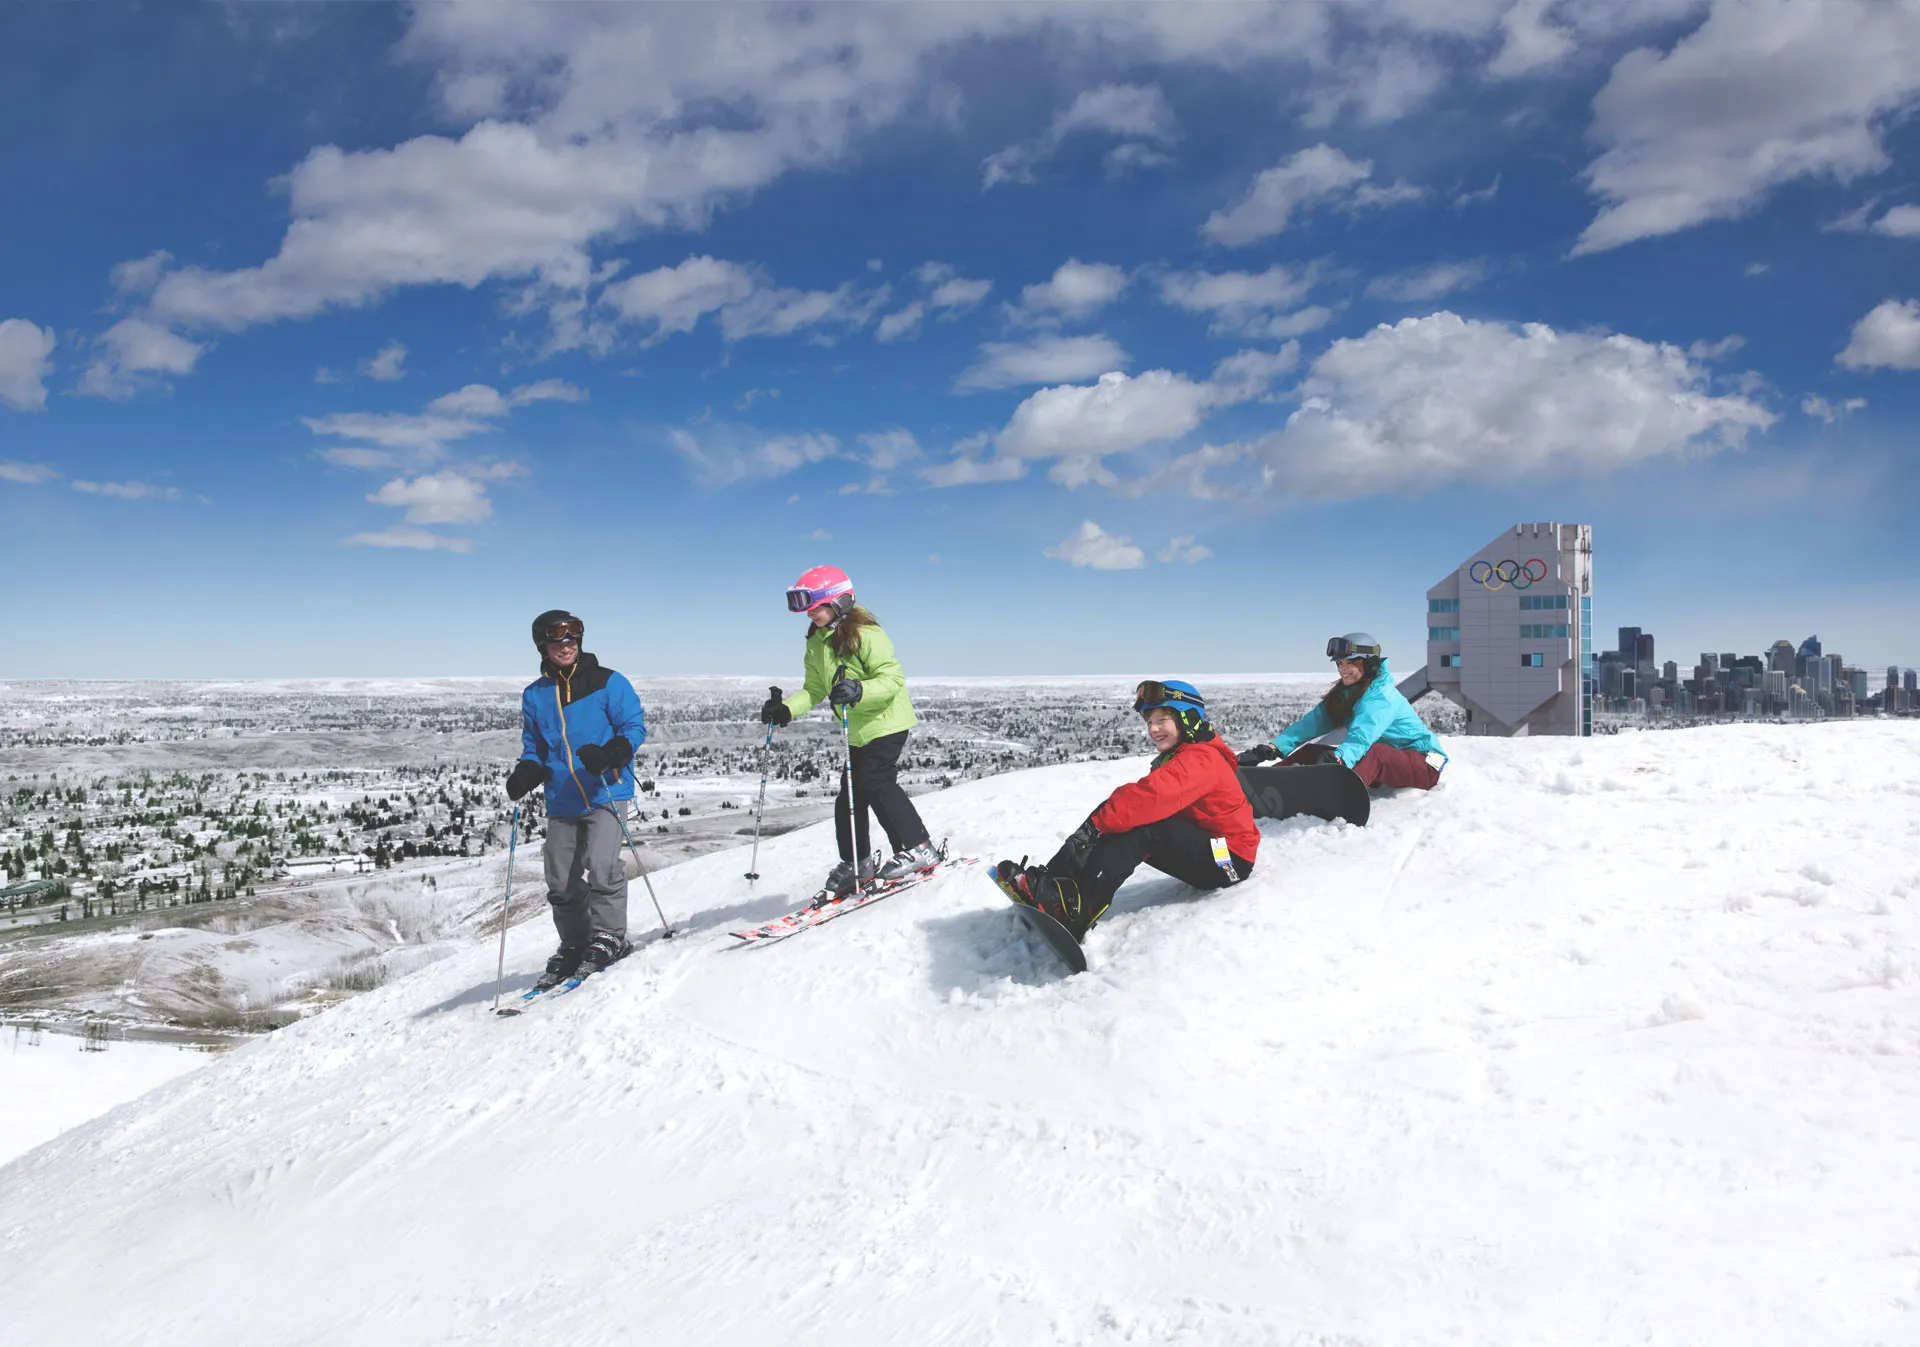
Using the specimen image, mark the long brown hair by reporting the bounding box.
[828,605,878,660]
[1319,655,1383,728]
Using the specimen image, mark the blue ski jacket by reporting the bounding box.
[1271,658,1444,770]
[519,653,647,818]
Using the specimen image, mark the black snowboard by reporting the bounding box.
[1238,761,1371,827]
[988,865,1087,974]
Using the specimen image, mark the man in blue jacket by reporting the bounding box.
[506,609,647,990]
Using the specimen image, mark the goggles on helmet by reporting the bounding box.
[1133,680,1206,716]
[786,580,853,613]
[1325,636,1379,662]
[538,618,584,646]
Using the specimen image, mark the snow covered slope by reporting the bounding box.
[3,724,1918,1346]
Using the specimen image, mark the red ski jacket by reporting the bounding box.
[1091,735,1261,863]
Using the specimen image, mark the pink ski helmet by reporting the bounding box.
[786,564,855,617]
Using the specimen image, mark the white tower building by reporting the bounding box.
[1402,522,1593,737]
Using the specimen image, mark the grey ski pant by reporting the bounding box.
[542,804,628,950]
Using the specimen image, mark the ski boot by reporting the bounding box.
[533,946,584,993]
[570,933,632,981]
[996,860,1101,940]
[811,854,877,907]
[875,839,941,883]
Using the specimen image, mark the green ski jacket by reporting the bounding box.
[782,616,918,747]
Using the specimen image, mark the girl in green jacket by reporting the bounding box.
[760,565,937,897]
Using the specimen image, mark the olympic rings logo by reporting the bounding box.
[1469,558,1549,590]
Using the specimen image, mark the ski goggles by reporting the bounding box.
[1326,637,1380,662]
[786,580,852,613]
[537,618,583,645]
[1133,681,1206,715]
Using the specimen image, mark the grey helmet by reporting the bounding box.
[1326,632,1382,661]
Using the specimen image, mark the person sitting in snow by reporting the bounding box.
[993,680,1260,941]
[1237,633,1447,789]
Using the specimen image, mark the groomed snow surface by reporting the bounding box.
[3,723,1918,1346]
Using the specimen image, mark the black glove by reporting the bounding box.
[1051,814,1103,874]
[828,675,863,708]
[760,686,791,726]
[577,737,632,776]
[505,760,549,801]
[1237,743,1280,767]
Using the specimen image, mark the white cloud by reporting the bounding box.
[1013,260,1129,321]
[70,480,182,501]
[1365,260,1490,303]
[1485,0,1576,79]
[1686,335,1745,361]
[361,341,408,381]
[1454,175,1501,208]
[955,333,1129,392]
[982,83,1178,189]
[807,528,833,541]
[927,275,991,311]
[1045,520,1145,570]
[603,255,756,343]
[718,282,880,342]
[110,251,173,296]
[343,526,477,553]
[1801,394,1867,423]
[1744,262,1771,277]
[314,366,343,384]
[1157,535,1212,565]
[919,435,1028,488]
[1236,312,1776,500]
[0,460,59,484]
[1156,264,1329,338]
[367,469,499,525]
[1202,144,1417,246]
[308,379,583,461]
[1576,1,1920,254]
[0,319,56,412]
[1837,298,1920,371]
[876,303,925,343]
[78,318,206,401]
[1872,205,1920,237]
[666,426,841,489]
[993,347,1296,472]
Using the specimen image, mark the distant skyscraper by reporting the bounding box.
[1413,521,1593,736]
[1769,640,1797,674]
[1618,627,1642,668]
[1799,635,1822,661]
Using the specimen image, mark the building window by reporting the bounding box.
[1428,598,1460,614]
[1428,626,1460,641]
[1519,594,1569,611]
[1519,623,1569,639]
[1440,653,1461,668]
[1521,652,1544,668]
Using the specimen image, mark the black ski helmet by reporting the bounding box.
[531,609,584,649]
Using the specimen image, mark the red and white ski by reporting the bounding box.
[731,851,976,946]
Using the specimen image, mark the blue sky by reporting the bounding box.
[3,1,1918,679]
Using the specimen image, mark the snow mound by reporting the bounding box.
[4,724,1920,1346]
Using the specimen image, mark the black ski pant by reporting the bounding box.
[835,729,929,863]
[1048,815,1253,921]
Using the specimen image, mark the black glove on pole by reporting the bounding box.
[760,690,792,726]
[577,737,633,776]
[505,760,548,800]
[829,673,863,707]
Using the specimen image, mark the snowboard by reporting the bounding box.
[988,863,1087,974]
[1237,761,1372,827]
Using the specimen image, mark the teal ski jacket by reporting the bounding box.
[1272,658,1443,769]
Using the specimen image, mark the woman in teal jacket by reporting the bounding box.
[1241,633,1447,789]
[760,565,937,897]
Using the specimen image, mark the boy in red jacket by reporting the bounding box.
[998,680,1260,940]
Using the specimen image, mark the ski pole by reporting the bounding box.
[745,686,779,881]
[605,772,673,938]
[834,663,863,892]
[490,804,519,1016]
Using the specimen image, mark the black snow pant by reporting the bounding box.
[835,729,929,863]
[1048,815,1254,923]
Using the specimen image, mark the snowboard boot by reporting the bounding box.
[570,933,631,981]
[1017,865,1103,940]
[533,946,584,993]
[876,839,941,883]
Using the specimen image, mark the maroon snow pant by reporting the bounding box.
[1281,743,1442,790]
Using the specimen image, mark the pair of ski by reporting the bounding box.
[730,845,974,945]
[495,946,633,1016]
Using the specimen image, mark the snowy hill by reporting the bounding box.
[3,724,1918,1346]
